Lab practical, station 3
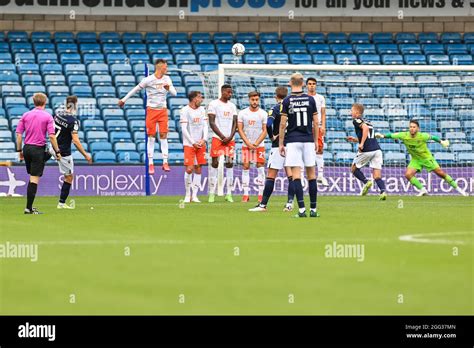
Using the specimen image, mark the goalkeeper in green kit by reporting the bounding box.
[376,120,468,197]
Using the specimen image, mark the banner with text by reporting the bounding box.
[1,0,473,16]
[1,165,472,197]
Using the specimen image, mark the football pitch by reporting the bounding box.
[0,195,472,315]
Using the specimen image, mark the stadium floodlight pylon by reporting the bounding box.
[195,64,474,197]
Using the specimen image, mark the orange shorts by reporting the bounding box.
[242,146,265,164]
[184,145,207,166]
[317,133,324,152]
[146,107,168,136]
[210,138,235,158]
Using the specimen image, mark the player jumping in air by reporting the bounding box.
[207,84,238,203]
[279,73,320,218]
[51,96,92,209]
[179,91,208,203]
[306,77,329,187]
[346,103,387,200]
[237,91,268,203]
[118,59,176,174]
[249,86,296,212]
[376,120,468,197]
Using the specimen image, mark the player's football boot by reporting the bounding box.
[242,195,250,202]
[416,188,428,196]
[379,192,388,201]
[208,193,215,203]
[57,203,75,209]
[317,176,329,187]
[456,187,469,197]
[24,208,43,214]
[293,211,307,218]
[360,180,373,196]
[257,195,263,202]
[148,163,155,175]
[309,210,320,218]
[191,196,201,203]
[183,196,191,203]
[283,202,293,212]
[248,205,267,212]
[225,194,234,203]
[162,162,170,172]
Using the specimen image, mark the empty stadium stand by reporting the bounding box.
[0,31,473,164]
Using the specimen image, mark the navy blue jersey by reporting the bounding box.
[267,102,282,148]
[353,117,381,152]
[54,109,79,156]
[281,93,317,143]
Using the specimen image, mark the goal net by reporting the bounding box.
[195,64,474,197]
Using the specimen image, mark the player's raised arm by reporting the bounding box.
[377,132,404,140]
[118,79,146,107]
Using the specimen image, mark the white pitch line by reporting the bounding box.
[399,231,473,245]
[4,238,393,246]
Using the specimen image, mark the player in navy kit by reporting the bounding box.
[279,73,320,218]
[346,103,387,200]
[51,96,92,209]
[249,86,296,212]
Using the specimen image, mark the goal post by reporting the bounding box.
[196,64,474,196]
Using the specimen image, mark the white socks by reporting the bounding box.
[226,167,233,194]
[209,166,218,194]
[192,173,201,197]
[159,138,169,164]
[147,137,155,163]
[184,172,192,197]
[242,169,250,195]
[316,154,324,178]
[257,166,265,196]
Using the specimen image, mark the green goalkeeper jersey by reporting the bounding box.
[388,132,435,160]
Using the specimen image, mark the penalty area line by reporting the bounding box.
[399,231,473,245]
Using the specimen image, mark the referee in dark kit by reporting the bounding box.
[15,93,61,214]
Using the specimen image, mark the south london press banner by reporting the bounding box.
[0,165,472,197]
[1,0,473,16]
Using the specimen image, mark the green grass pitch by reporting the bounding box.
[0,195,472,315]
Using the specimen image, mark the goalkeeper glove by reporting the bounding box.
[375,132,384,139]
[440,139,450,149]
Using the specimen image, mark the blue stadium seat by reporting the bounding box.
[385,152,406,165]
[450,55,473,65]
[214,33,234,44]
[359,55,381,65]
[335,54,357,65]
[103,43,124,54]
[106,120,128,131]
[259,33,279,44]
[458,153,474,164]
[440,33,462,44]
[7,31,29,42]
[117,151,141,163]
[404,55,426,65]
[261,44,284,54]
[122,32,143,44]
[446,44,468,55]
[38,53,58,64]
[103,109,125,120]
[145,33,166,44]
[125,43,147,54]
[71,85,93,97]
[307,44,331,54]
[93,151,116,163]
[34,43,55,53]
[304,33,326,44]
[57,43,78,54]
[243,54,266,64]
[377,44,399,54]
[373,33,393,43]
[267,54,289,64]
[354,44,376,54]
[191,33,211,44]
[289,54,312,64]
[428,55,450,65]
[2,85,22,97]
[349,33,370,44]
[80,43,102,54]
[168,33,189,44]
[285,43,307,54]
[99,32,120,43]
[331,44,353,54]
[418,32,439,44]
[400,44,422,55]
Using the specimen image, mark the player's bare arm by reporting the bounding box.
[118,83,142,107]
[15,133,23,161]
[72,133,92,164]
[48,134,61,161]
[320,107,326,136]
[313,112,319,153]
[227,114,238,144]
[279,113,288,157]
[346,136,358,143]
[237,122,255,150]
[208,113,226,141]
[254,122,267,147]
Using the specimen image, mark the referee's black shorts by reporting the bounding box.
[23,144,49,177]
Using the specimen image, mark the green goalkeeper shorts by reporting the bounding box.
[408,158,440,172]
